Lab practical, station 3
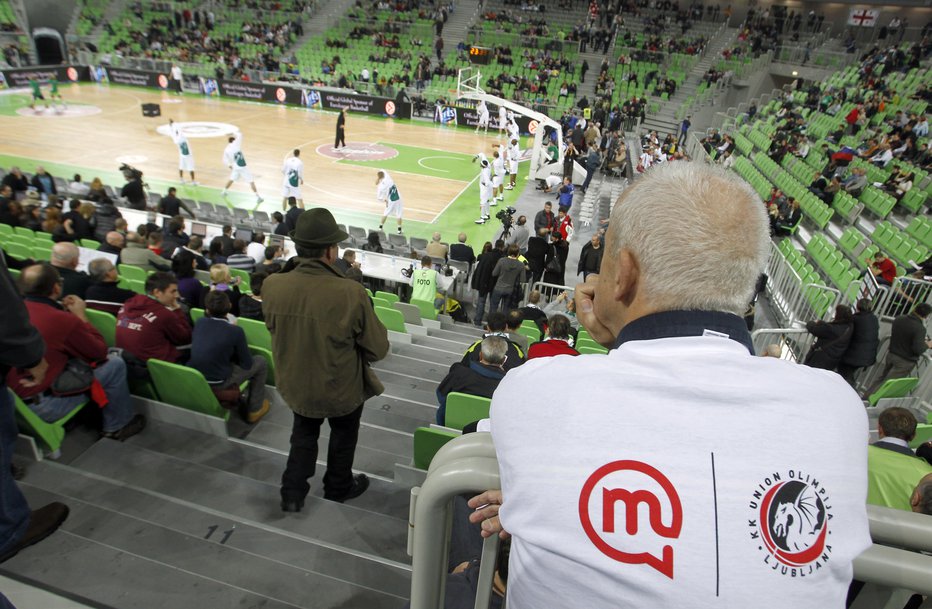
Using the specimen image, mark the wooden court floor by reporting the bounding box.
[0,83,510,226]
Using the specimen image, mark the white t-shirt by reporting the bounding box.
[223,132,246,168]
[544,175,561,190]
[246,241,266,264]
[171,65,182,80]
[282,156,303,187]
[477,100,489,119]
[491,332,870,609]
[492,155,505,179]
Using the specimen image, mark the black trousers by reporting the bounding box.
[281,404,363,501]
[335,127,345,148]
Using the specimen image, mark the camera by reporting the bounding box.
[496,206,518,237]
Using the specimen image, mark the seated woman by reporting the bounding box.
[172,249,204,309]
[209,263,243,317]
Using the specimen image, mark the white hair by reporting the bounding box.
[480,336,508,366]
[608,162,769,315]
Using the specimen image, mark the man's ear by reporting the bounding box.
[613,248,639,307]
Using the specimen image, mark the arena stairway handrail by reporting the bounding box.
[408,433,932,609]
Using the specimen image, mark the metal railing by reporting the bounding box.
[869,276,932,323]
[751,326,815,361]
[408,433,932,609]
[523,280,574,307]
[766,242,840,326]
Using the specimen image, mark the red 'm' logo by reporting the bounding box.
[578,460,683,578]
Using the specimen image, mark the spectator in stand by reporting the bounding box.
[435,335,508,427]
[468,162,870,609]
[62,199,93,241]
[284,198,301,233]
[207,238,227,266]
[504,310,528,353]
[188,291,270,424]
[272,211,289,236]
[804,304,854,371]
[462,311,526,372]
[866,303,932,396]
[911,473,932,514]
[773,198,801,236]
[246,232,267,265]
[30,167,57,204]
[147,231,165,257]
[121,232,170,271]
[238,272,267,321]
[119,169,147,211]
[10,263,145,440]
[173,235,209,271]
[0,255,72,566]
[86,177,107,202]
[362,232,384,253]
[837,299,879,386]
[171,249,204,309]
[545,231,569,286]
[505,216,530,255]
[527,314,580,359]
[874,407,920,457]
[217,225,235,257]
[116,272,192,364]
[226,239,256,272]
[519,290,548,333]
[84,258,136,315]
[490,245,526,314]
[92,197,123,242]
[209,264,243,317]
[867,251,897,286]
[68,174,90,197]
[427,232,449,260]
[450,233,476,268]
[50,242,92,299]
[1,167,29,197]
[97,231,124,262]
[161,216,190,259]
[472,241,504,327]
[157,187,196,218]
[557,177,574,210]
[333,250,363,284]
[577,234,603,280]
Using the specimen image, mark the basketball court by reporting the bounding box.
[0,81,530,242]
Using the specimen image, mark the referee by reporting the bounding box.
[334,108,347,149]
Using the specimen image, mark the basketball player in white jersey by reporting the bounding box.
[476,100,490,134]
[281,149,304,210]
[498,104,508,135]
[376,170,404,234]
[221,131,263,203]
[475,153,493,224]
[169,119,197,185]
[491,149,506,202]
[507,137,520,190]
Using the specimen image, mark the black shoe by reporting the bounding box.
[324,474,369,503]
[0,502,69,563]
[280,497,305,513]
[101,414,146,441]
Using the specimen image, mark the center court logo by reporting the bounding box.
[578,460,683,579]
[748,471,833,577]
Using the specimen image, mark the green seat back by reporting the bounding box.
[10,389,87,456]
[910,423,932,449]
[238,317,271,350]
[445,392,492,431]
[2,242,32,261]
[867,445,932,511]
[126,278,145,294]
[410,298,438,320]
[868,377,919,407]
[248,345,275,387]
[229,268,252,292]
[118,264,149,282]
[375,305,406,333]
[413,427,459,470]
[371,296,392,310]
[578,345,608,355]
[32,244,52,261]
[147,359,229,420]
[375,290,400,305]
[85,309,117,348]
[79,239,101,250]
[0,224,12,236]
[518,325,541,342]
[190,308,205,323]
[576,338,608,354]
[13,226,34,238]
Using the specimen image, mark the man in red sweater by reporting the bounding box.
[527,314,580,359]
[7,264,144,440]
[116,272,192,363]
[867,251,897,286]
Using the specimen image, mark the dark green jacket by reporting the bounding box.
[263,258,389,418]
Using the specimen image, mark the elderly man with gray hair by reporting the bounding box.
[435,335,508,427]
[50,242,92,299]
[468,162,871,608]
[911,473,932,515]
[84,258,136,314]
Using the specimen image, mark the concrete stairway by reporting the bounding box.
[438,0,480,63]
[88,0,130,43]
[287,0,357,54]
[2,318,484,608]
[641,26,737,137]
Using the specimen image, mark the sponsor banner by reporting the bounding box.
[1,65,90,88]
[435,102,534,135]
[308,90,410,119]
[101,66,168,89]
[216,79,302,105]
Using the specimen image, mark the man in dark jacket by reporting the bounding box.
[436,336,507,426]
[577,234,604,280]
[120,173,147,210]
[92,198,123,242]
[50,242,93,299]
[157,187,196,218]
[161,216,190,259]
[97,231,124,262]
[85,258,137,314]
[284,198,301,233]
[116,272,192,364]
[61,198,93,241]
[0,255,70,564]
[837,298,880,386]
[462,312,526,371]
[804,305,854,370]
[470,240,504,327]
[533,202,555,239]
[866,303,932,396]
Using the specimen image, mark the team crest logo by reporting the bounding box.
[275,87,287,103]
[66,67,78,81]
[528,119,539,134]
[157,74,169,89]
[385,101,396,116]
[749,471,833,576]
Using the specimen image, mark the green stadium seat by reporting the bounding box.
[868,377,919,407]
[518,325,541,343]
[444,393,492,431]
[371,296,392,310]
[238,317,271,350]
[85,309,117,347]
[410,298,438,320]
[147,359,230,420]
[375,305,406,333]
[413,427,459,470]
[374,290,400,305]
[248,345,276,387]
[10,389,87,458]
[79,239,101,250]
[118,264,148,282]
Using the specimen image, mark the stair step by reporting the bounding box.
[8,462,409,609]
[67,439,412,563]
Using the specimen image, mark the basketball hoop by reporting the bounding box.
[456,68,484,99]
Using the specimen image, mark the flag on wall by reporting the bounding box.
[847,8,879,27]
